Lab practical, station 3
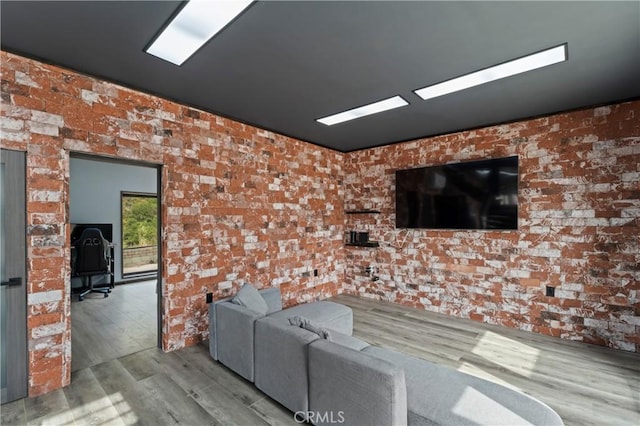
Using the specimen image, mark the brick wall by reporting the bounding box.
[1,49,638,397]
[1,52,345,396]
[344,101,640,352]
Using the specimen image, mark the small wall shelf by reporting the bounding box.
[345,210,380,214]
[345,209,380,248]
[345,241,380,248]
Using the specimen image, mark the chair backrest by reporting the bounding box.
[74,228,109,275]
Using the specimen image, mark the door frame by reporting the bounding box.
[1,148,28,403]
[69,152,163,350]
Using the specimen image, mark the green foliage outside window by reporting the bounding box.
[122,195,157,248]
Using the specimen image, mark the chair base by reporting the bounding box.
[77,275,113,301]
[78,286,111,301]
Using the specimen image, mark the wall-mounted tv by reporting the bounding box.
[395,156,518,230]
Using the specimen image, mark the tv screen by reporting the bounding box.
[395,156,518,230]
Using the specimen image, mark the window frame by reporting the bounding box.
[120,191,159,279]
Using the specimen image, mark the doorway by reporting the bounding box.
[0,149,28,403]
[69,154,162,371]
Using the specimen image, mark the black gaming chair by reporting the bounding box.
[74,228,112,301]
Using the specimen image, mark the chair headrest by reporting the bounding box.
[77,227,105,239]
[76,228,107,247]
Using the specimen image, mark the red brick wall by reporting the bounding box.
[1,52,345,396]
[344,101,640,352]
[2,50,638,397]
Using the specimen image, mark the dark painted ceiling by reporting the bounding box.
[2,1,639,152]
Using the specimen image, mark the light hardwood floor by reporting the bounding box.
[71,280,158,372]
[335,294,640,426]
[2,292,639,425]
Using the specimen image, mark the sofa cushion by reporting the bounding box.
[232,283,268,315]
[289,316,332,340]
[363,346,563,426]
[260,287,283,314]
[330,331,370,351]
[268,301,353,335]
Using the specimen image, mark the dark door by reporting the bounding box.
[1,149,28,403]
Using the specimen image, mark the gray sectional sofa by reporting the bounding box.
[208,284,563,426]
[209,285,352,384]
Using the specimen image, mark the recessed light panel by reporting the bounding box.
[317,96,409,126]
[146,0,254,66]
[414,44,568,100]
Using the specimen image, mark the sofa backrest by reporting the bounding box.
[308,339,408,426]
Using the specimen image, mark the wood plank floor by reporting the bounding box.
[70,280,158,372]
[2,293,639,425]
[335,294,640,426]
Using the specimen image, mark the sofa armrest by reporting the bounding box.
[208,296,231,360]
[209,286,281,362]
[309,340,408,426]
[209,286,281,360]
[216,302,265,382]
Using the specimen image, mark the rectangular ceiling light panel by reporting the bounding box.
[414,44,567,101]
[146,0,254,66]
[317,96,409,126]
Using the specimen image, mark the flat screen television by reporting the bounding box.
[71,223,113,243]
[395,156,518,230]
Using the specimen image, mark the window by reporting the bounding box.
[121,192,158,277]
